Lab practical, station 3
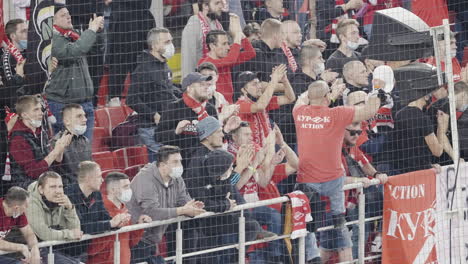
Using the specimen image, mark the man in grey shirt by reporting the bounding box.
[181,0,224,78]
[127,145,205,263]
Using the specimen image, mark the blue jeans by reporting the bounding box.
[301,176,345,258]
[138,127,162,162]
[248,206,283,263]
[48,100,95,142]
[318,212,352,251]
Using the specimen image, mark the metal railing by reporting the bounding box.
[0,179,383,264]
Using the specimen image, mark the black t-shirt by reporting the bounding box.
[325,49,360,76]
[390,106,435,173]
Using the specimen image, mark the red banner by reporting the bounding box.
[382,169,437,264]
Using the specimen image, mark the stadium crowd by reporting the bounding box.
[1,0,468,263]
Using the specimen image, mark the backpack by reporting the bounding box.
[110,114,139,151]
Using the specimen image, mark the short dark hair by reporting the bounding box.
[105,172,129,186]
[147,27,170,49]
[156,145,181,166]
[15,95,41,118]
[4,187,29,206]
[197,62,218,74]
[61,103,82,119]
[455,81,468,95]
[38,171,62,187]
[206,30,228,51]
[5,19,25,40]
[243,22,261,37]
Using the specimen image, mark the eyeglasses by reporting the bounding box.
[346,129,363,136]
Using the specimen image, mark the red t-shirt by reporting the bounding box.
[411,0,449,27]
[198,38,256,104]
[0,199,28,239]
[236,96,280,147]
[293,105,355,183]
[426,57,462,82]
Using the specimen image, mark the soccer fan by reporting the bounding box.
[326,19,361,76]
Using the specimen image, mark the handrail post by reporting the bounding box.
[358,186,365,264]
[114,233,120,264]
[238,209,246,264]
[298,235,306,264]
[176,221,183,264]
[48,245,54,264]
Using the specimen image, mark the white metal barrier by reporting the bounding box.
[0,179,383,264]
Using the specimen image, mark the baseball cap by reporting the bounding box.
[196,116,221,141]
[182,72,212,90]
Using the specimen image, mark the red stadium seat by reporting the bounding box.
[124,165,144,181]
[92,127,110,152]
[95,106,132,136]
[92,151,116,171]
[113,146,149,169]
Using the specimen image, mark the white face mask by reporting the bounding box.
[346,41,360,51]
[118,188,133,203]
[314,63,325,75]
[30,119,42,128]
[169,166,184,179]
[208,84,217,93]
[162,43,175,59]
[451,49,457,58]
[12,210,21,219]
[72,125,87,136]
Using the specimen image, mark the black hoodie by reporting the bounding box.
[127,50,180,127]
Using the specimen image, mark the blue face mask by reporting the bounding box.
[18,40,27,50]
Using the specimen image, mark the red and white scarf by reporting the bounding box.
[53,25,80,42]
[328,0,356,44]
[3,38,25,63]
[281,42,298,72]
[198,12,223,57]
[287,191,313,239]
[183,92,209,120]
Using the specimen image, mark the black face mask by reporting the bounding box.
[41,195,59,209]
[247,93,258,103]
[207,12,219,21]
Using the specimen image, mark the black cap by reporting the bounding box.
[204,150,234,179]
[362,7,433,61]
[182,72,212,90]
[394,63,445,105]
[54,3,67,14]
[236,71,259,91]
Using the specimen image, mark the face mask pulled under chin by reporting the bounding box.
[315,63,325,75]
[30,119,42,128]
[118,189,133,203]
[72,125,87,136]
[346,41,360,51]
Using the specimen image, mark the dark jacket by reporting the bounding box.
[269,70,316,146]
[127,50,179,127]
[45,29,96,104]
[156,97,217,168]
[253,8,288,24]
[62,184,114,257]
[0,49,25,117]
[51,130,92,186]
[184,145,243,236]
[9,120,50,189]
[234,40,281,85]
[316,0,347,42]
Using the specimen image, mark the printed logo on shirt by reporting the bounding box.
[296,115,331,129]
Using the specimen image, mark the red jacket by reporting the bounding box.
[198,38,256,103]
[87,196,144,264]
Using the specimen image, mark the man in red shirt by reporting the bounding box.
[236,64,295,147]
[198,18,256,103]
[88,172,152,264]
[0,186,40,264]
[293,80,382,227]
